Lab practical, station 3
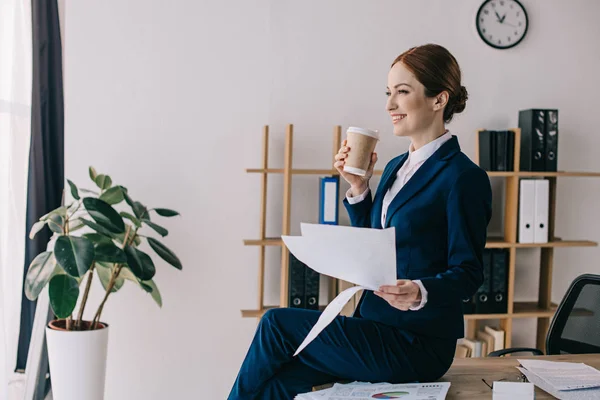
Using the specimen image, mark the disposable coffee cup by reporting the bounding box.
[343,127,379,176]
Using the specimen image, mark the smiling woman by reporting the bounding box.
[229,44,492,400]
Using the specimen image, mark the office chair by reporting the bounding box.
[489,273,600,357]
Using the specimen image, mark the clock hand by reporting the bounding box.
[503,21,518,28]
[495,11,503,22]
[501,13,506,23]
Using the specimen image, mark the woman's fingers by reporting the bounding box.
[374,292,413,310]
[334,151,348,161]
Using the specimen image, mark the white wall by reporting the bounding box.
[64,0,600,398]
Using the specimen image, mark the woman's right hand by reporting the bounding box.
[333,139,378,196]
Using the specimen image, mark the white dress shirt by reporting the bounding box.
[346,130,453,310]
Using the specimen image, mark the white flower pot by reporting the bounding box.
[45,320,109,400]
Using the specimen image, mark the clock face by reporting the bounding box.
[476,0,528,49]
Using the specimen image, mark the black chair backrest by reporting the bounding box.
[546,274,600,355]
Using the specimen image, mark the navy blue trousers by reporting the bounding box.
[228,308,456,399]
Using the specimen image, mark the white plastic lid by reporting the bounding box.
[346,126,379,140]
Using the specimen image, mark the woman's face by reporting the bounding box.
[386,62,439,137]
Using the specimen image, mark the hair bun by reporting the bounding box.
[453,85,468,114]
[457,86,468,105]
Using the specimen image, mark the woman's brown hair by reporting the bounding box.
[392,44,467,124]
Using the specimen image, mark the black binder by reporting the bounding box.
[491,249,508,314]
[288,253,305,308]
[545,110,559,172]
[478,130,494,171]
[304,267,320,310]
[462,296,475,314]
[495,131,508,171]
[506,130,515,171]
[519,109,547,171]
[475,249,492,314]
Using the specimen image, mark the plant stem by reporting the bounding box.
[77,262,95,330]
[92,225,134,330]
[66,316,72,331]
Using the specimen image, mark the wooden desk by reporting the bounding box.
[440,353,600,399]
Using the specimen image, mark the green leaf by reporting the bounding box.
[54,236,95,277]
[153,208,180,217]
[120,212,141,227]
[96,263,124,293]
[147,237,182,270]
[122,187,135,207]
[99,186,124,205]
[83,197,125,233]
[48,215,64,234]
[142,219,168,237]
[29,221,47,239]
[83,232,114,246]
[133,202,148,220]
[80,188,99,196]
[95,241,127,263]
[25,252,57,301]
[95,174,112,190]
[49,274,79,318]
[89,166,98,181]
[67,179,80,200]
[113,230,141,246]
[40,206,68,221]
[124,245,155,280]
[80,219,117,238]
[118,266,138,282]
[142,279,162,308]
[68,219,85,233]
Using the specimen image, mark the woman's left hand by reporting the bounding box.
[375,280,422,311]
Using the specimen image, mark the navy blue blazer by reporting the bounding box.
[343,135,492,339]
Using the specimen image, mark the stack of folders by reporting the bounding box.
[288,176,340,310]
[518,179,549,243]
[478,130,515,171]
[462,249,509,315]
[517,359,600,399]
[455,325,505,358]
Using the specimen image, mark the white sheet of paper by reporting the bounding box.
[518,359,600,391]
[282,223,398,357]
[283,223,396,291]
[293,285,364,356]
[517,367,600,400]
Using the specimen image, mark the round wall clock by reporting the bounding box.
[476,0,528,49]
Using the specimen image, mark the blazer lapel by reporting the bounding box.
[372,154,407,228]
[384,136,461,228]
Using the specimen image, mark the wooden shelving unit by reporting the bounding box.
[470,127,600,349]
[242,124,353,319]
[242,124,599,352]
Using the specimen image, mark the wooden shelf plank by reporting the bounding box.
[486,171,600,178]
[513,240,597,248]
[246,168,385,175]
[486,239,598,248]
[244,238,283,246]
[243,303,593,319]
[241,305,326,318]
[512,302,558,318]
[245,238,596,248]
[464,301,593,320]
[248,168,600,177]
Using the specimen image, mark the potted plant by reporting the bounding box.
[25,166,182,400]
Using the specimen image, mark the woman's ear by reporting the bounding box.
[433,90,449,111]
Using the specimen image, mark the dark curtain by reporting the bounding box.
[15,0,64,390]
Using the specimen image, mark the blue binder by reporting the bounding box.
[319,176,339,225]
